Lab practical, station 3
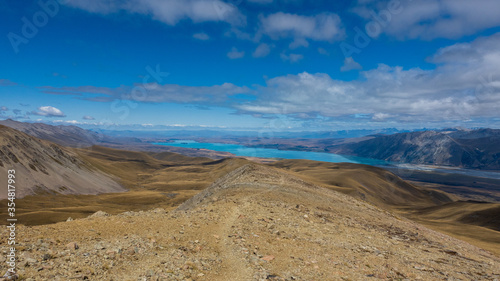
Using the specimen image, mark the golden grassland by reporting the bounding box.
[1,145,499,256]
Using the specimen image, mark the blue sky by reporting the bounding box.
[1,0,500,131]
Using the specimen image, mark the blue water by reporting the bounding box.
[154,140,389,165]
[154,140,500,180]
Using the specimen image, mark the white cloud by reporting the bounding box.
[317,47,330,56]
[32,106,66,117]
[253,43,271,58]
[64,0,246,26]
[122,82,249,103]
[83,115,95,120]
[353,0,500,40]
[237,33,500,124]
[227,47,245,59]
[289,37,309,49]
[193,32,210,40]
[39,33,500,127]
[53,120,80,125]
[340,57,362,72]
[0,106,8,111]
[280,52,303,63]
[259,12,344,44]
[248,0,273,4]
[372,113,393,121]
[43,82,249,105]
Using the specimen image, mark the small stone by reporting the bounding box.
[89,211,110,218]
[42,253,52,261]
[95,242,105,250]
[262,255,275,261]
[105,250,116,258]
[124,247,136,255]
[66,217,74,222]
[25,258,37,265]
[66,242,79,250]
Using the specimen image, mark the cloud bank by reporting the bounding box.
[63,0,246,26]
[353,0,500,40]
[39,32,500,127]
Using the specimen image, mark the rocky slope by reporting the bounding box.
[0,125,125,199]
[270,159,455,208]
[2,164,499,280]
[331,129,500,169]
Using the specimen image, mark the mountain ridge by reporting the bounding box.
[0,125,125,199]
[0,119,142,148]
[331,129,500,170]
[2,163,499,280]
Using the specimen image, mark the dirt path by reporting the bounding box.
[216,184,278,280]
[216,189,254,280]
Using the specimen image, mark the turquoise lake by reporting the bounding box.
[154,140,500,180]
[154,140,389,165]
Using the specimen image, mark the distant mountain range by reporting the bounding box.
[0,119,141,147]
[97,127,405,139]
[331,129,500,170]
[2,119,499,170]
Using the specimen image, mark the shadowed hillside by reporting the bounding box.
[0,143,251,225]
[331,129,500,170]
[0,125,125,199]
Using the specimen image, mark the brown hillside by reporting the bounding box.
[2,164,499,280]
[0,125,124,199]
[270,159,454,208]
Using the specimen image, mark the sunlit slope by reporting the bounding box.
[4,163,499,280]
[270,159,454,208]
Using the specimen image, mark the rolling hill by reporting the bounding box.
[1,122,499,278]
[2,163,499,280]
[270,159,455,209]
[0,125,125,199]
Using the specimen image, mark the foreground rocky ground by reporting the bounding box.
[1,164,499,280]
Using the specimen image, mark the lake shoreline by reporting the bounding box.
[154,140,500,181]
